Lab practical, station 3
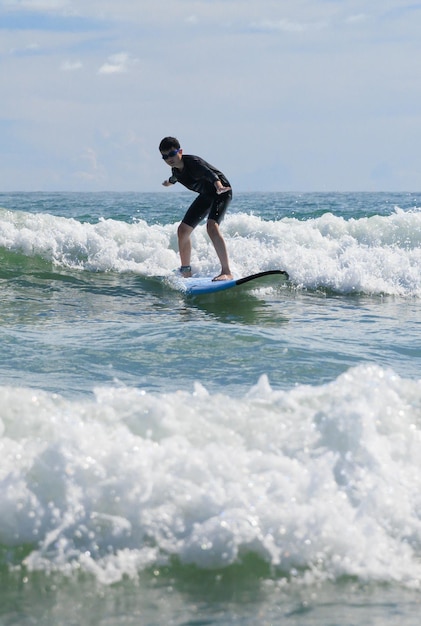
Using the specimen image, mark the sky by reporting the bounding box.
[0,0,420,192]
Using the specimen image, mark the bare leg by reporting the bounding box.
[206,219,233,281]
[177,222,193,277]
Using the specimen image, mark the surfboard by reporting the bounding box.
[183,270,289,296]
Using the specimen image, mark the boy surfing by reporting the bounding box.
[159,137,233,281]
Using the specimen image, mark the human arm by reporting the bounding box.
[162,172,178,187]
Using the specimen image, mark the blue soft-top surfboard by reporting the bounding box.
[183,270,289,296]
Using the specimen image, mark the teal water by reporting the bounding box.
[1,192,421,624]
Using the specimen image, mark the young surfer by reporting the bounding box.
[159,136,233,281]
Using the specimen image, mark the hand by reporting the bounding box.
[215,184,231,195]
[162,180,173,187]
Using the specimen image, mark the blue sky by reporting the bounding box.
[0,0,420,192]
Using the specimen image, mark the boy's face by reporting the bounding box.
[161,147,183,168]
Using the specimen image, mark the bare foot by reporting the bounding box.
[212,273,233,282]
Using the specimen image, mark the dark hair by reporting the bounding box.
[159,137,180,152]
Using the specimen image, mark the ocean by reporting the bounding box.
[1,191,421,625]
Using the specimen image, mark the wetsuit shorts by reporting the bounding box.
[181,190,232,229]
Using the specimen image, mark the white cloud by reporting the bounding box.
[9,42,41,55]
[60,60,83,71]
[74,147,105,182]
[345,14,368,24]
[250,18,325,33]
[98,52,136,75]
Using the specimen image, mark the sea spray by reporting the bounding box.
[1,365,421,586]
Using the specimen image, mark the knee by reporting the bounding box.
[178,222,190,239]
[206,220,219,237]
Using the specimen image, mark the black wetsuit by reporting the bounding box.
[169,154,232,228]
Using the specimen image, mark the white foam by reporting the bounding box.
[1,365,421,585]
[1,207,421,295]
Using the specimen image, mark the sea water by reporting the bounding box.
[1,191,421,625]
